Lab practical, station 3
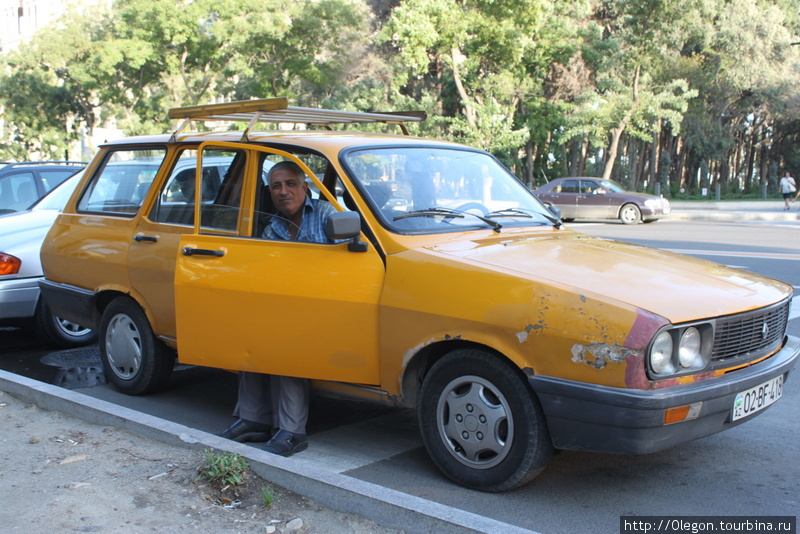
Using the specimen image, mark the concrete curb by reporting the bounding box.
[0,369,538,534]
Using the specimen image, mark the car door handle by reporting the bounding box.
[182,247,224,257]
[133,234,158,243]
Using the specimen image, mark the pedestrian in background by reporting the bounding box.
[779,171,796,210]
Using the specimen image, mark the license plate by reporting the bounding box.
[732,375,784,421]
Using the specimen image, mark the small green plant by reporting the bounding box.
[198,449,249,488]
[260,484,275,507]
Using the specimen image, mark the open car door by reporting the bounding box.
[174,142,384,385]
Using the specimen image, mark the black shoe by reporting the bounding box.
[262,429,308,456]
[217,419,273,442]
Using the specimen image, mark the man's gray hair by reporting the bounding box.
[267,160,304,183]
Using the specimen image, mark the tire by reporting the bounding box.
[619,203,641,224]
[34,298,97,348]
[99,297,175,395]
[418,349,553,492]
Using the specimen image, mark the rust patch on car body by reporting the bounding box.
[516,323,544,342]
[571,342,642,369]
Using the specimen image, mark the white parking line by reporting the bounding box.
[666,249,800,261]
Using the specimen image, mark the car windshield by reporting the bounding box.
[342,146,555,234]
[31,171,85,211]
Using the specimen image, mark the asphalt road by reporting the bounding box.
[2,217,799,534]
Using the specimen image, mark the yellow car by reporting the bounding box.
[40,99,799,491]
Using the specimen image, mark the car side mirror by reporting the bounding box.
[326,211,368,252]
[547,205,562,220]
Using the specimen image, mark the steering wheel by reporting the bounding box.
[453,202,489,215]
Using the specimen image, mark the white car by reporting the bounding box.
[0,172,97,347]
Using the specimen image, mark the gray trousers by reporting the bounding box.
[233,372,310,435]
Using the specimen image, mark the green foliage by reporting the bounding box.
[260,485,275,507]
[198,449,249,488]
[1,0,799,199]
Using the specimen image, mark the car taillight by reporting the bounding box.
[0,253,21,276]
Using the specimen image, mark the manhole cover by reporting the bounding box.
[41,345,102,368]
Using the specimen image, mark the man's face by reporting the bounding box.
[269,168,308,218]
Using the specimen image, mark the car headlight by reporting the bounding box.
[650,331,674,374]
[647,323,712,378]
[678,327,702,368]
[644,198,669,208]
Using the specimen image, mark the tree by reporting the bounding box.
[0,11,106,159]
[384,0,547,153]
[560,0,700,184]
[0,0,373,157]
[563,65,696,181]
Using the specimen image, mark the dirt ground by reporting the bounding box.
[0,390,407,534]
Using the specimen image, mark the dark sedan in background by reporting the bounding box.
[535,177,670,224]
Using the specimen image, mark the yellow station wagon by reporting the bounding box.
[40,99,799,491]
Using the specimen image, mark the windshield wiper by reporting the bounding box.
[394,207,502,232]
[487,208,563,229]
[486,208,533,219]
[539,210,563,229]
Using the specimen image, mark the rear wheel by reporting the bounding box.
[99,297,174,395]
[34,299,97,348]
[418,349,553,492]
[619,203,641,224]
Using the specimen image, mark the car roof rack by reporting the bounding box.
[167,97,427,142]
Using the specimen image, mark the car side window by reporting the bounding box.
[40,169,78,191]
[150,148,238,227]
[77,148,166,215]
[580,180,600,194]
[560,180,579,193]
[0,172,38,212]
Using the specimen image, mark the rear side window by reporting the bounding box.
[0,171,38,212]
[77,148,166,215]
[150,148,239,227]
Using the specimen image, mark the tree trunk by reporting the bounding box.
[650,128,660,187]
[601,65,639,182]
[525,141,534,187]
[450,47,476,129]
[602,127,624,181]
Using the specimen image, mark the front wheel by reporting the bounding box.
[619,203,642,224]
[418,349,553,492]
[99,298,174,395]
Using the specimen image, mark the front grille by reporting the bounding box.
[712,300,790,365]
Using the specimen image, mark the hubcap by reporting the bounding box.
[105,314,142,380]
[55,317,92,338]
[621,206,638,223]
[436,375,513,469]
